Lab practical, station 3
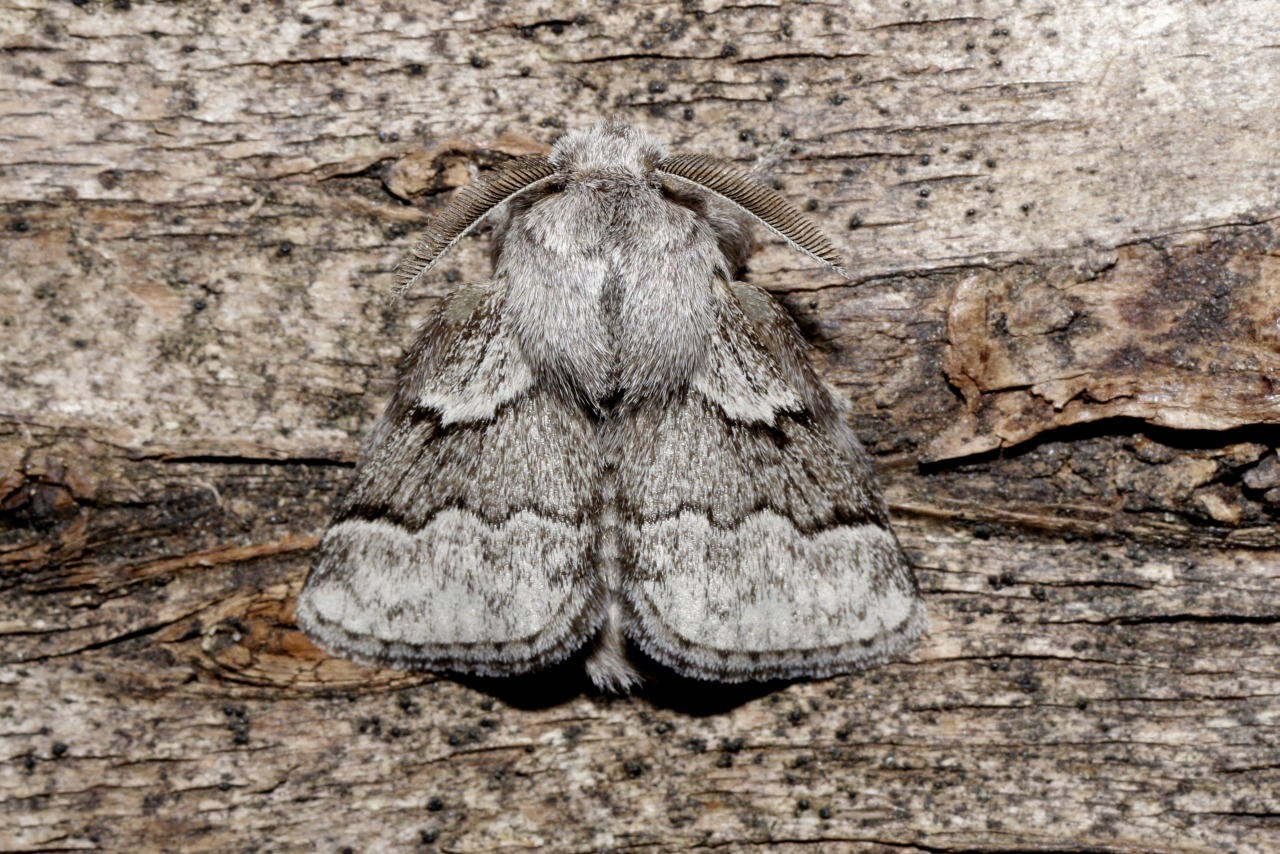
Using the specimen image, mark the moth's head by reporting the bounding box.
[394,121,848,297]
[547,121,667,192]
[536,123,749,272]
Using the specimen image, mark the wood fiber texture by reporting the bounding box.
[2,1,1277,851]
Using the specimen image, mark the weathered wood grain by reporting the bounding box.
[2,1,1277,851]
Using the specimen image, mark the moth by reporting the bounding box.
[297,121,925,691]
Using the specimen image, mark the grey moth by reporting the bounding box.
[297,121,925,691]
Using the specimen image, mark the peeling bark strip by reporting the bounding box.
[935,225,1280,461]
[1,0,1278,852]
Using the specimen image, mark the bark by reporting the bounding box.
[2,1,1277,851]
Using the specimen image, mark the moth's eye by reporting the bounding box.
[514,180,566,212]
[658,181,706,214]
[529,179,568,200]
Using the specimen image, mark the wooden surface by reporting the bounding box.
[2,1,1278,851]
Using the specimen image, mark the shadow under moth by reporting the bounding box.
[297,121,925,691]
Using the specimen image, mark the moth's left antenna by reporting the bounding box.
[393,156,558,299]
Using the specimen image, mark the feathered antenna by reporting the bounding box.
[656,154,848,278]
[394,156,558,298]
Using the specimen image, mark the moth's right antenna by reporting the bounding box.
[394,156,558,298]
[656,154,849,278]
